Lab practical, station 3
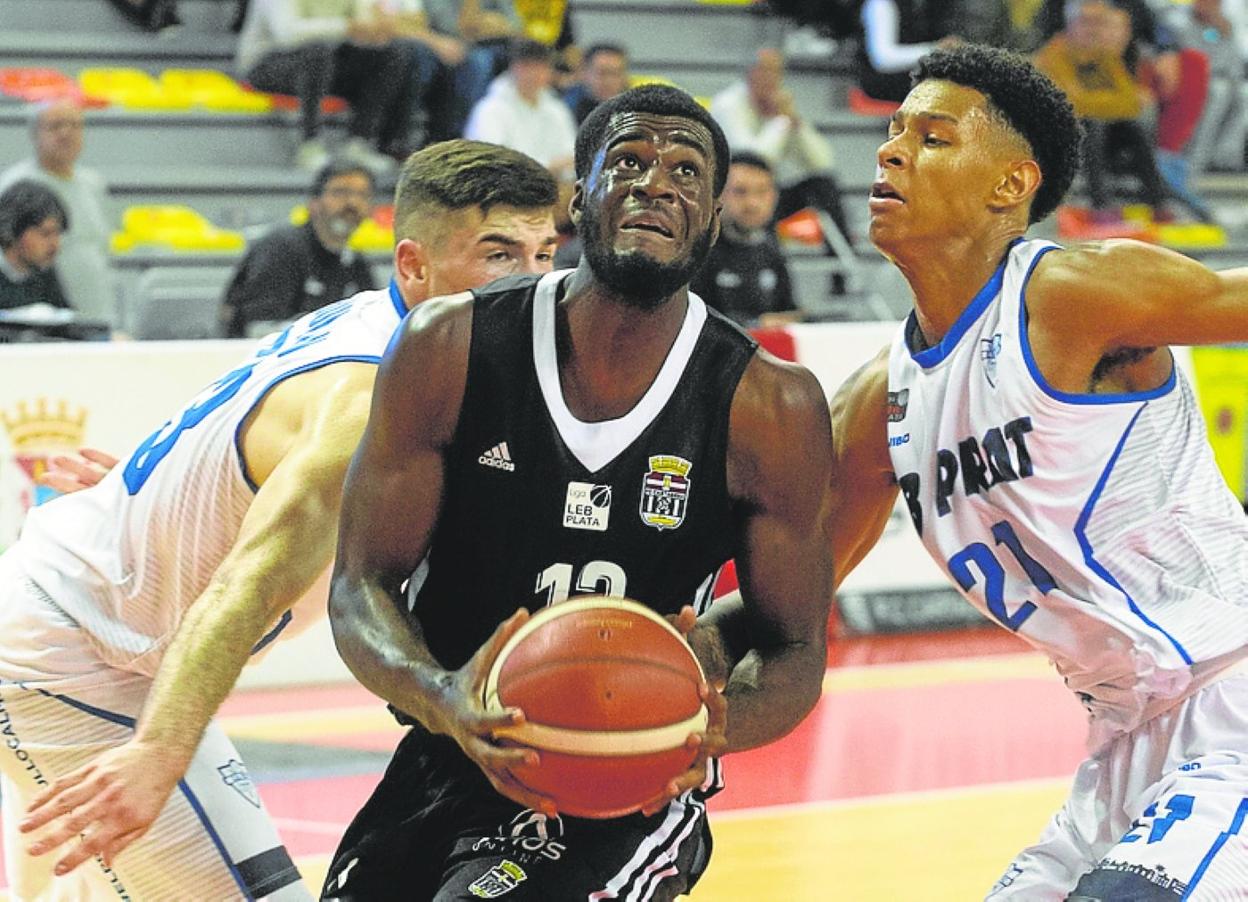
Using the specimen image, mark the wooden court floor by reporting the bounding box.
[0,629,1090,900]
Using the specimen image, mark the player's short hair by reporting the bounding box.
[729,151,774,177]
[393,140,558,242]
[575,84,731,195]
[310,158,375,198]
[0,179,68,248]
[912,45,1082,224]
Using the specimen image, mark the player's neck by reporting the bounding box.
[555,268,690,421]
[893,237,1016,347]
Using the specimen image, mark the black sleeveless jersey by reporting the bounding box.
[412,271,758,669]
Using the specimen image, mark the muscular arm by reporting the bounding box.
[698,349,898,711]
[1029,242,1248,391]
[328,297,470,724]
[710,353,837,752]
[328,296,552,810]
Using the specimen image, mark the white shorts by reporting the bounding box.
[0,556,312,901]
[987,671,1248,901]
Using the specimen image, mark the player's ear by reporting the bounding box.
[568,180,585,229]
[992,159,1042,212]
[394,237,431,300]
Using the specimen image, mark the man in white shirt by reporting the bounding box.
[710,48,852,252]
[0,102,116,327]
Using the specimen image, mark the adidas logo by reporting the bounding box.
[478,441,516,472]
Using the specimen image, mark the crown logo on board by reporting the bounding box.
[1,398,87,451]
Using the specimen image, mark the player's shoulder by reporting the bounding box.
[1028,238,1165,303]
[730,347,831,457]
[471,272,545,303]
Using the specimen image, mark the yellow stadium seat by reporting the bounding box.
[288,205,393,252]
[160,69,272,114]
[79,68,192,111]
[113,205,245,253]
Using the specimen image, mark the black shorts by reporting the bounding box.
[321,726,716,901]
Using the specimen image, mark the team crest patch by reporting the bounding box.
[217,759,261,808]
[469,859,528,898]
[981,333,1002,388]
[640,455,691,531]
[886,389,909,423]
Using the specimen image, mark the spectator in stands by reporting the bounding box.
[856,0,959,103]
[1165,0,1245,174]
[0,101,116,326]
[236,0,413,173]
[423,0,524,140]
[563,43,630,124]
[223,159,377,337]
[1034,0,1171,222]
[102,0,180,33]
[691,153,797,328]
[710,48,852,250]
[0,181,70,312]
[464,37,576,181]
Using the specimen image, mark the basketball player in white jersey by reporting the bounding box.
[0,140,559,900]
[700,44,1248,900]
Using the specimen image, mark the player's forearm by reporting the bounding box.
[719,638,825,753]
[328,572,455,731]
[132,578,274,769]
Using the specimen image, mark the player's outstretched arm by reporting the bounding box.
[1031,241,1248,358]
[20,362,379,875]
[697,349,898,695]
[714,352,837,753]
[328,297,556,816]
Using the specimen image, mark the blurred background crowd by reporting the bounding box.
[0,0,1245,342]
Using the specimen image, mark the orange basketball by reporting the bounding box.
[482,596,708,819]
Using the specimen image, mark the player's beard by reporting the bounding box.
[580,203,715,311]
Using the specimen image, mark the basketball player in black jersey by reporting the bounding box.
[322,85,836,900]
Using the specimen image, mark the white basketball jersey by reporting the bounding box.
[886,239,1248,745]
[14,286,406,675]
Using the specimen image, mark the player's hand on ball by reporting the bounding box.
[640,679,728,817]
[37,447,118,494]
[20,739,183,875]
[439,608,558,817]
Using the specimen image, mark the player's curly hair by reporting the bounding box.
[575,84,731,195]
[913,45,1083,224]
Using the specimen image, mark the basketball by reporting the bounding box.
[482,596,709,819]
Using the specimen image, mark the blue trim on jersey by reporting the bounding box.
[250,610,292,656]
[908,240,1018,368]
[1074,405,1194,665]
[35,688,137,728]
[388,280,406,318]
[1182,797,1248,899]
[231,354,383,492]
[178,779,254,900]
[1018,247,1178,405]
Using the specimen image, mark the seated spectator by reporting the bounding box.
[464,38,576,181]
[1165,0,1245,174]
[563,43,629,124]
[710,48,852,251]
[223,159,378,337]
[691,154,797,329]
[857,0,958,103]
[423,0,524,140]
[0,181,70,312]
[235,0,413,172]
[1034,0,1171,220]
[0,101,116,326]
